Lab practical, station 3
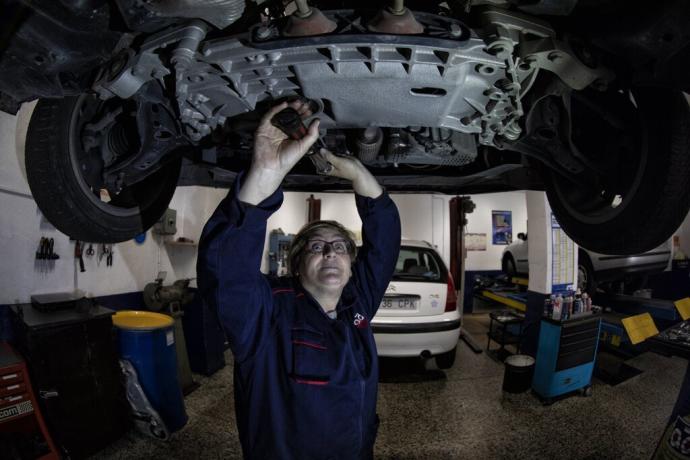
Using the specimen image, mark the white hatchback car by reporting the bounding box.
[371,240,461,369]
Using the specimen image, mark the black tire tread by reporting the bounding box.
[502,253,517,277]
[435,347,456,370]
[546,88,690,255]
[577,250,596,296]
[25,97,180,243]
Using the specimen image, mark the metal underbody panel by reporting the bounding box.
[93,7,610,181]
[200,33,503,132]
[96,10,546,148]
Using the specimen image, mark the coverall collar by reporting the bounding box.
[292,277,357,318]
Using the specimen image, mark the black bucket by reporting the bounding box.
[502,354,535,393]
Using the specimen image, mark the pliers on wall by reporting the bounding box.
[100,244,113,267]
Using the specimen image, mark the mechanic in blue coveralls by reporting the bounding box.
[197,100,401,460]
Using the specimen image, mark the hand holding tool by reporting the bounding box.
[270,106,333,174]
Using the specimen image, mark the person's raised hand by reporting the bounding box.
[252,100,320,176]
[318,149,383,198]
[317,149,364,182]
[239,100,321,205]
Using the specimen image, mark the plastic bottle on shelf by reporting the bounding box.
[563,294,572,320]
[554,293,563,320]
[543,296,553,317]
[574,289,583,315]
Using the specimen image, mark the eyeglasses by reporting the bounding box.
[305,239,351,255]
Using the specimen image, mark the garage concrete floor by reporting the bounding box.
[90,313,686,460]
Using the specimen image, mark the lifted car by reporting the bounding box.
[2,0,690,254]
[502,232,672,295]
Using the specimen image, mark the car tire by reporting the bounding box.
[577,250,596,296]
[435,347,456,370]
[544,86,690,255]
[502,253,517,278]
[26,95,181,243]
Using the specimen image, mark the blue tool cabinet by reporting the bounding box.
[532,314,601,403]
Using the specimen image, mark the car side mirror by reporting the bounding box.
[517,233,526,241]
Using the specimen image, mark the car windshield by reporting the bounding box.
[392,246,444,282]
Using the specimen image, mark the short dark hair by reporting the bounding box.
[287,220,357,276]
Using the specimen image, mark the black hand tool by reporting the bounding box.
[75,241,85,272]
[36,237,47,260]
[270,107,333,174]
[47,238,59,260]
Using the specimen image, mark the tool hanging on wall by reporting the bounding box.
[35,237,59,262]
[35,237,45,261]
[99,244,113,267]
[85,244,95,257]
[75,241,85,272]
[35,237,59,272]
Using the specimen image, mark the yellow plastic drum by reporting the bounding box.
[113,310,174,330]
[113,310,187,432]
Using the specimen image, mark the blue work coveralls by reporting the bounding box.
[197,173,401,459]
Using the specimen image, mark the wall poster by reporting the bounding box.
[465,233,487,251]
[491,211,512,245]
[551,213,575,292]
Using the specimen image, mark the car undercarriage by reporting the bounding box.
[2,0,690,253]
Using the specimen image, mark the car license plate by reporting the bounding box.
[380,296,418,310]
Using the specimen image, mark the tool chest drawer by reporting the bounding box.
[556,317,600,371]
[0,370,24,386]
[556,345,597,371]
[0,380,27,397]
[0,391,31,409]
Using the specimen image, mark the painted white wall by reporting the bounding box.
[460,191,528,271]
[254,191,527,273]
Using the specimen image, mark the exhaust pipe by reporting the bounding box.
[420,350,432,359]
